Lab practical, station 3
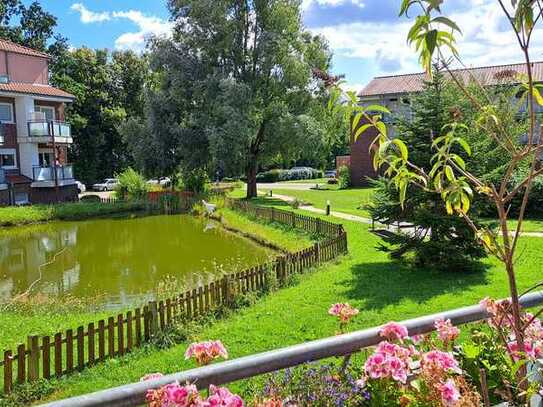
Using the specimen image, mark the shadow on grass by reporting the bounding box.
[341,261,490,311]
[246,197,292,208]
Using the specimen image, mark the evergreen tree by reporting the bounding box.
[367,68,486,270]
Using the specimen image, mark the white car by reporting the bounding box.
[75,180,86,193]
[147,177,171,187]
[92,178,118,191]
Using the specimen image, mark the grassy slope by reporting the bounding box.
[41,197,543,402]
[0,209,311,353]
[0,201,146,227]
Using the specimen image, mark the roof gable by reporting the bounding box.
[0,39,50,59]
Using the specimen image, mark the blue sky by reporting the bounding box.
[28,0,543,92]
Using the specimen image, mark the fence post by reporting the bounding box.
[271,207,275,222]
[291,211,296,228]
[4,350,12,394]
[316,218,321,235]
[223,275,231,306]
[315,242,320,265]
[148,301,159,337]
[27,335,39,382]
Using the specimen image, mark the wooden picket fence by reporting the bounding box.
[1,201,347,394]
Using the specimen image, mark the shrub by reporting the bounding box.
[115,168,149,201]
[256,169,285,183]
[79,194,101,203]
[182,168,209,193]
[338,165,350,189]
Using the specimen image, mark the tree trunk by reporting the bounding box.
[246,157,258,199]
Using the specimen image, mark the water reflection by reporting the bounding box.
[0,215,271,308]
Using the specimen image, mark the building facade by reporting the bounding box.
[343,62,543,186]
[0,39,76,205]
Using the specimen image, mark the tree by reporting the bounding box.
[158,0,331,197]
[366,69,486,270]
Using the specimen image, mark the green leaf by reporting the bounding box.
[533,87,543,106]
[431,16,461,33]
[352,112,363,132]
[425,29,438,56]
[354,123,373,141]
[366,104,391,114]
[392,139,409,160]
[444,165,455,181]
[456,138,472,156]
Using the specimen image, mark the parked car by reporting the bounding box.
[147,177,171,187]
[75,180,86,193]
[324,170,336,178]
[92,178,118,191]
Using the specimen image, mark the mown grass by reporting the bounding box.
[260,186,375,218]
[0,201,147,227]
[38,196,543,403]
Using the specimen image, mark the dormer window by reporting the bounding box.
[0,103,14,123]
[0,75,9,84]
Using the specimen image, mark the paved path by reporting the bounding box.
[270,192,543,238]
[258,182,325,191]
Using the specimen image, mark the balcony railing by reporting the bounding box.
[27,120,71,138]
[32,164,74,182]
[0,168,5,184]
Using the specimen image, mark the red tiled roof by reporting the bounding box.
[0,82,75,100]
[359,62,543,97]
[0,39,50,59]
[5,174,32,184]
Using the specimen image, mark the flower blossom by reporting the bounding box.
[185,340,228,366]
[206,385,244,407]
[379,322,409,342]
[145,382,201,407]
[422,350,462,374]
[141,373,164,382]
[437,379,460,406]
[434,318,460,343]
[507,340,543,361]
[364,342,412,384]
[328,303,359,323]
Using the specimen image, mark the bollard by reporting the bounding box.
[326,200,331,216]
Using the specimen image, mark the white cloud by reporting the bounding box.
[311,0,543,83]
[302,0,365,10]
[70,3,173,52]
[71,3,110,23]
[112,10,173,52]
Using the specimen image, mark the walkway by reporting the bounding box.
[270,192,543,238]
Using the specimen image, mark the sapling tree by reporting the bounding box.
[331,0,543,399]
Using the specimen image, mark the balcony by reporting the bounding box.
[32,165,74,182]
[27,120,71,139]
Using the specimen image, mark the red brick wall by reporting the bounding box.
[335,155,351,172]
[349,117,379,186]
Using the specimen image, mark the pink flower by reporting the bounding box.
[364,342,411,383]
[410,334,424,345]
[206,385,244,407]
[379,322,408,342]
[328,303,359,323]
[185,340,228,366]
[365,352,389,379]
[355,377,367,388]
[141,373,164,382]
[422,350,462,374]
[145,382,201,407]
[437,379,460,406]
[387,356,408,383]
[507,340,543,361]
[434,318,460,343]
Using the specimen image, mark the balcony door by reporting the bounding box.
[35,106,55,122]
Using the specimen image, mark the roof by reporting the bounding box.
[359,62,543,97]
[0,82,75,100]
[0,39,50,59]
[5,174,32,185]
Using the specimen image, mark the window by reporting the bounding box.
[0,149,16,168]
[38,151,53,167]
[0,103,13,123]
[35,105,55,122]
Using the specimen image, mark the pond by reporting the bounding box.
[0,215,273,309]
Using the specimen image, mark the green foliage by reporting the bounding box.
[182,168,209,194]
[0,379,56,407]
[366,71,486,270]
[115,168,149,201]
[338,165,351,189]
[79,194,101,203]
[257,169,284,183]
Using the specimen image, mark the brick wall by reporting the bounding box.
[349,117,379,186]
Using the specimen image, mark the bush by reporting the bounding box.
[256,169,285,183]
[115,168,149,201]
[183,168,209,193]
[79,194,101,203]
[338,165,350,189]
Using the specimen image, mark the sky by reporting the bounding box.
[28,0,543,93]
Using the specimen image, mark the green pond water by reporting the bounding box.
[0,215,272,309]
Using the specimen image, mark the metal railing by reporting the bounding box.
[41,290,543,407]
[27,120,71,138]
[32,164,74,182]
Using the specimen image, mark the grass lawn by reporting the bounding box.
[39,196,543,403]
[0,201,147,227]
[0,208,311,354]
[260,186,375,218]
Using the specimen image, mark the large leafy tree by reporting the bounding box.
[153,0,331,197]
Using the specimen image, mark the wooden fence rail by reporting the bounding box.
[1,200,347,394]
